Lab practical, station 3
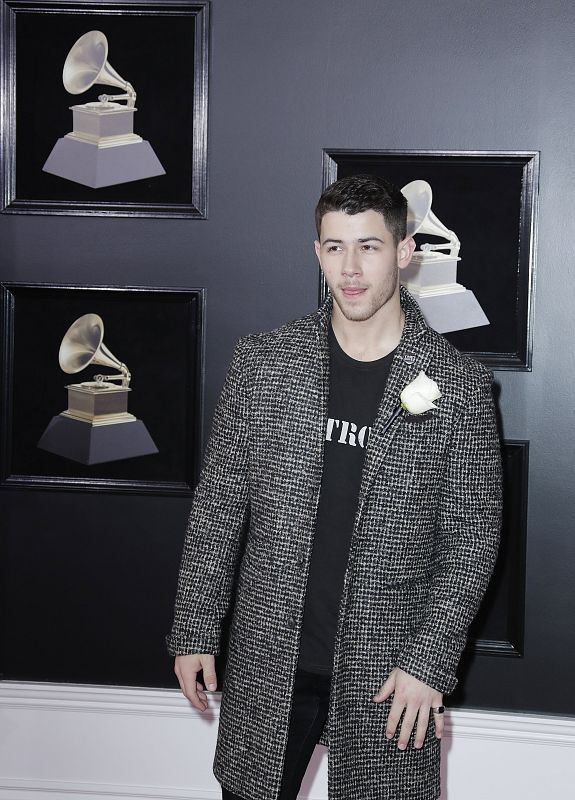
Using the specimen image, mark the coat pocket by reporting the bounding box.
[380,570,434,591]
[400,410,438,425]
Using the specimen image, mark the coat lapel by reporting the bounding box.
[312,287,434,514]
[358,288,433,508]
[304,296,331,494]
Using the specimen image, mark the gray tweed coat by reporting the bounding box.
[167,287,502,800]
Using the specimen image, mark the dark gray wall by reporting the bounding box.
[2,0,575,713]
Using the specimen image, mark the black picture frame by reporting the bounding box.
[1,0,210,218]
[322,149,539,370]
[0,282,205,494]
[468,440,529,657]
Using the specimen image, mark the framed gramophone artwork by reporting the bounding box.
[0,0,209,218]
[321,149,539,371]
[0,282,205,494]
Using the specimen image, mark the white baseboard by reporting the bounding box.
[0,778,217,800]
[1,681,574,800]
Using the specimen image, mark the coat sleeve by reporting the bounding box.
[165,337,251,656]
[394,367,503,694]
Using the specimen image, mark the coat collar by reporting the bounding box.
[312,286,435,507]
[313,285,431,370]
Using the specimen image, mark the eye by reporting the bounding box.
[361,243,377,251]
[326,244,342,253]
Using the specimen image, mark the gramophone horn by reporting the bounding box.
[58,313,125,376]
[401,180,433,238]
[62,30,130,96]
[401,179,458,242]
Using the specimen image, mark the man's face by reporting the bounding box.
[315,210,414,324]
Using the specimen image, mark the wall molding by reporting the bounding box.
[2,680,573,741]
[445,707,575,747]
[0,778,217,800]
[1,681,574,800]
[0,680,215,719]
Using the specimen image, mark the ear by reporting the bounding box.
[314,239,322,263]
[397,236,416,271]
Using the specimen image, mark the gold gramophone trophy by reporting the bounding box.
[400,180,489,334]
[43,30,165,188]
[37,313,159,464]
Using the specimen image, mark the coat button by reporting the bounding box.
[296,550,305,567]
[404,354,415,364]
[287,615,297,629]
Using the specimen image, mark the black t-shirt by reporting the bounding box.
[297,324,396,674]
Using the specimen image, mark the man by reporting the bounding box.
[167,174,502,800]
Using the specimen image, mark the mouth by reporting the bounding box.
[340,286,367,298]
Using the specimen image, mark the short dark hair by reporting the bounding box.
[315,174,407,246]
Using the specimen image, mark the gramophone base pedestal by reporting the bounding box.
[400,254,461,291]
[42,135,165,188]
[412,289,490,334]
[37,414,159,465]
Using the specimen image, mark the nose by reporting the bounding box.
[341,249,361,277]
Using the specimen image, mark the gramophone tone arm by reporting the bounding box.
[420,230,461,260]
[98,82,136,108]
[93,368,131,388]
[421,243,453,252]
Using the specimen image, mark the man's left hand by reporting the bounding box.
[373,667,444,749]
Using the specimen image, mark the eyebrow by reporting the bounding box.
[321,236,385,245]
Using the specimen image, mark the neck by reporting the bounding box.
[330,293,404,362]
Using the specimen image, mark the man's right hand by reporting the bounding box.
[174,653,217,712]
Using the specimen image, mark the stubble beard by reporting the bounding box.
[332,269,399,323]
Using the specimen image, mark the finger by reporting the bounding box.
[175,664,206,712]
[374,672,395,702]
[433,708,445,739]
[385,697,405,740]
[184,677,206,712]
[397,706,418,750]
[200,654,218,692]
[414,706,431,749]
[174,661,196,699]
[174,665,186,696]
[188,682,208,712]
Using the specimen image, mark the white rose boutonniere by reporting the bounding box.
[380,371,442,437]
[400,371,442,414]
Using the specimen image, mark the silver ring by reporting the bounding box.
[432,705,445,714]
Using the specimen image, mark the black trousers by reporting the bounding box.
[221,667,332,800]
